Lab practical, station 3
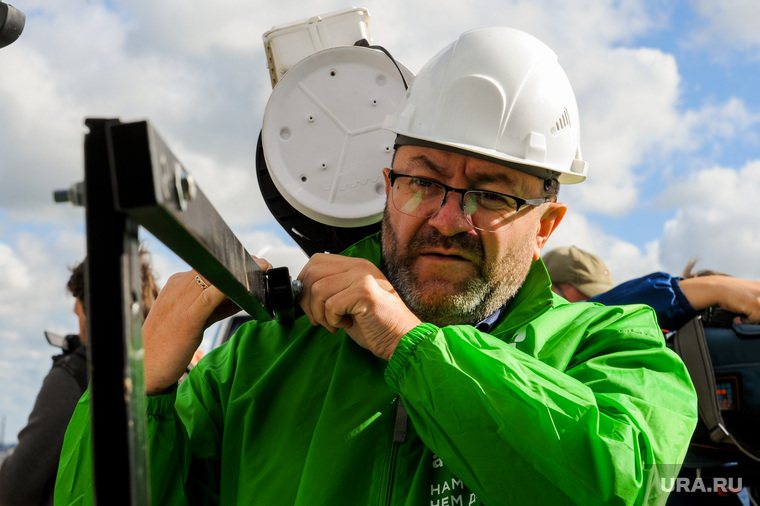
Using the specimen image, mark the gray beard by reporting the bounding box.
[381,211,533,327]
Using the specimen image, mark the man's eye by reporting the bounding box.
[410,177,437,189]
[476,192,517,210]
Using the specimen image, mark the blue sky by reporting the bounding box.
[1,0,759,444]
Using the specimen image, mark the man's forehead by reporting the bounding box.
[393,145,541,189]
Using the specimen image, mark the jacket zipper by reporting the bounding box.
[382,397,408,505]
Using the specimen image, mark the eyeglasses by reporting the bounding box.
[387,170,548,232]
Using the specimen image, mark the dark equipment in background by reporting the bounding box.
[0,2,24,48]
[44,331,81,353]
[672,309,760,464]
[667,309,760,500]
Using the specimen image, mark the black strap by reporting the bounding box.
[354,39,409,90]
[672,316,760,461]
[672,316,730,444]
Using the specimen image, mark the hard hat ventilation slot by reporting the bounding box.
[551,108,571,135]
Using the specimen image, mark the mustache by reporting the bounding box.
[408,229,484,263]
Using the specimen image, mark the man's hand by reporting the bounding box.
[297,254,422,361]
[142,256,272,395]
[679,275,760,324]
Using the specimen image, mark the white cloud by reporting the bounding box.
[544,212,663,284]
[565,46,685,215]
[687,0,760,57]
[657,159,760,278]
[0,243,31,294]
[0,47,85,218]
[680,98,760,159]
[0,228,85,444]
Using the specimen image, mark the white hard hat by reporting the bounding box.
[385,27,588,184]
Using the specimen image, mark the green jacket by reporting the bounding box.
[56,233,697,505]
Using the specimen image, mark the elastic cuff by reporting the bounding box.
[385,323,439,393]
[146,383,178,418]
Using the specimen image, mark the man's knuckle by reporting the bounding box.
[198,290,216,306]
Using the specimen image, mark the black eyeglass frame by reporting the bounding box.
[387,169,549,226]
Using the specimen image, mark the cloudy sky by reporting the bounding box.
[1,0,759,444]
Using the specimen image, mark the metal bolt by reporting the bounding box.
[292,279,303,298]
[53,181,84,206]
[180,172,196,202]
[174,161,196,211]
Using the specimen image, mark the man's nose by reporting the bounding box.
[426,191,475,236]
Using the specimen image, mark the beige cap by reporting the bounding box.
[543,245,614,297]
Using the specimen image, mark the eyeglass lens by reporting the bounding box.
[391,175,519,232]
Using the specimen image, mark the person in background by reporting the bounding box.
[542,244,614,301]
[543,245,760,330]
[0,248,158,506]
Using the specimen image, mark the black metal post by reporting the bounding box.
[83,118,150,505]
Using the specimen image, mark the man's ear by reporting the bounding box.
[532,203,567,261]
[383,168,392,196]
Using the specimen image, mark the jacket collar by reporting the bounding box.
[494,259,555,335]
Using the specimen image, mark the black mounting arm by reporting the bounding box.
[105,119,302,321]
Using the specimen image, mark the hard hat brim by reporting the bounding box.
[393,134,587,184]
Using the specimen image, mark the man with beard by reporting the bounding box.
[56,27,697,505]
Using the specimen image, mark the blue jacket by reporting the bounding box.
[590,272,695,331]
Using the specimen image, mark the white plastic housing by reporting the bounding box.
[262,45,412,227]
[262,7,371,88]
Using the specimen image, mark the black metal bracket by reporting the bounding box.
[67,117,302,505]
[105,119,302,321]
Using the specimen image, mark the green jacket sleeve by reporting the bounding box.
[385,306,698,505]
[53,390,94,505]
[54,386,195,506]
